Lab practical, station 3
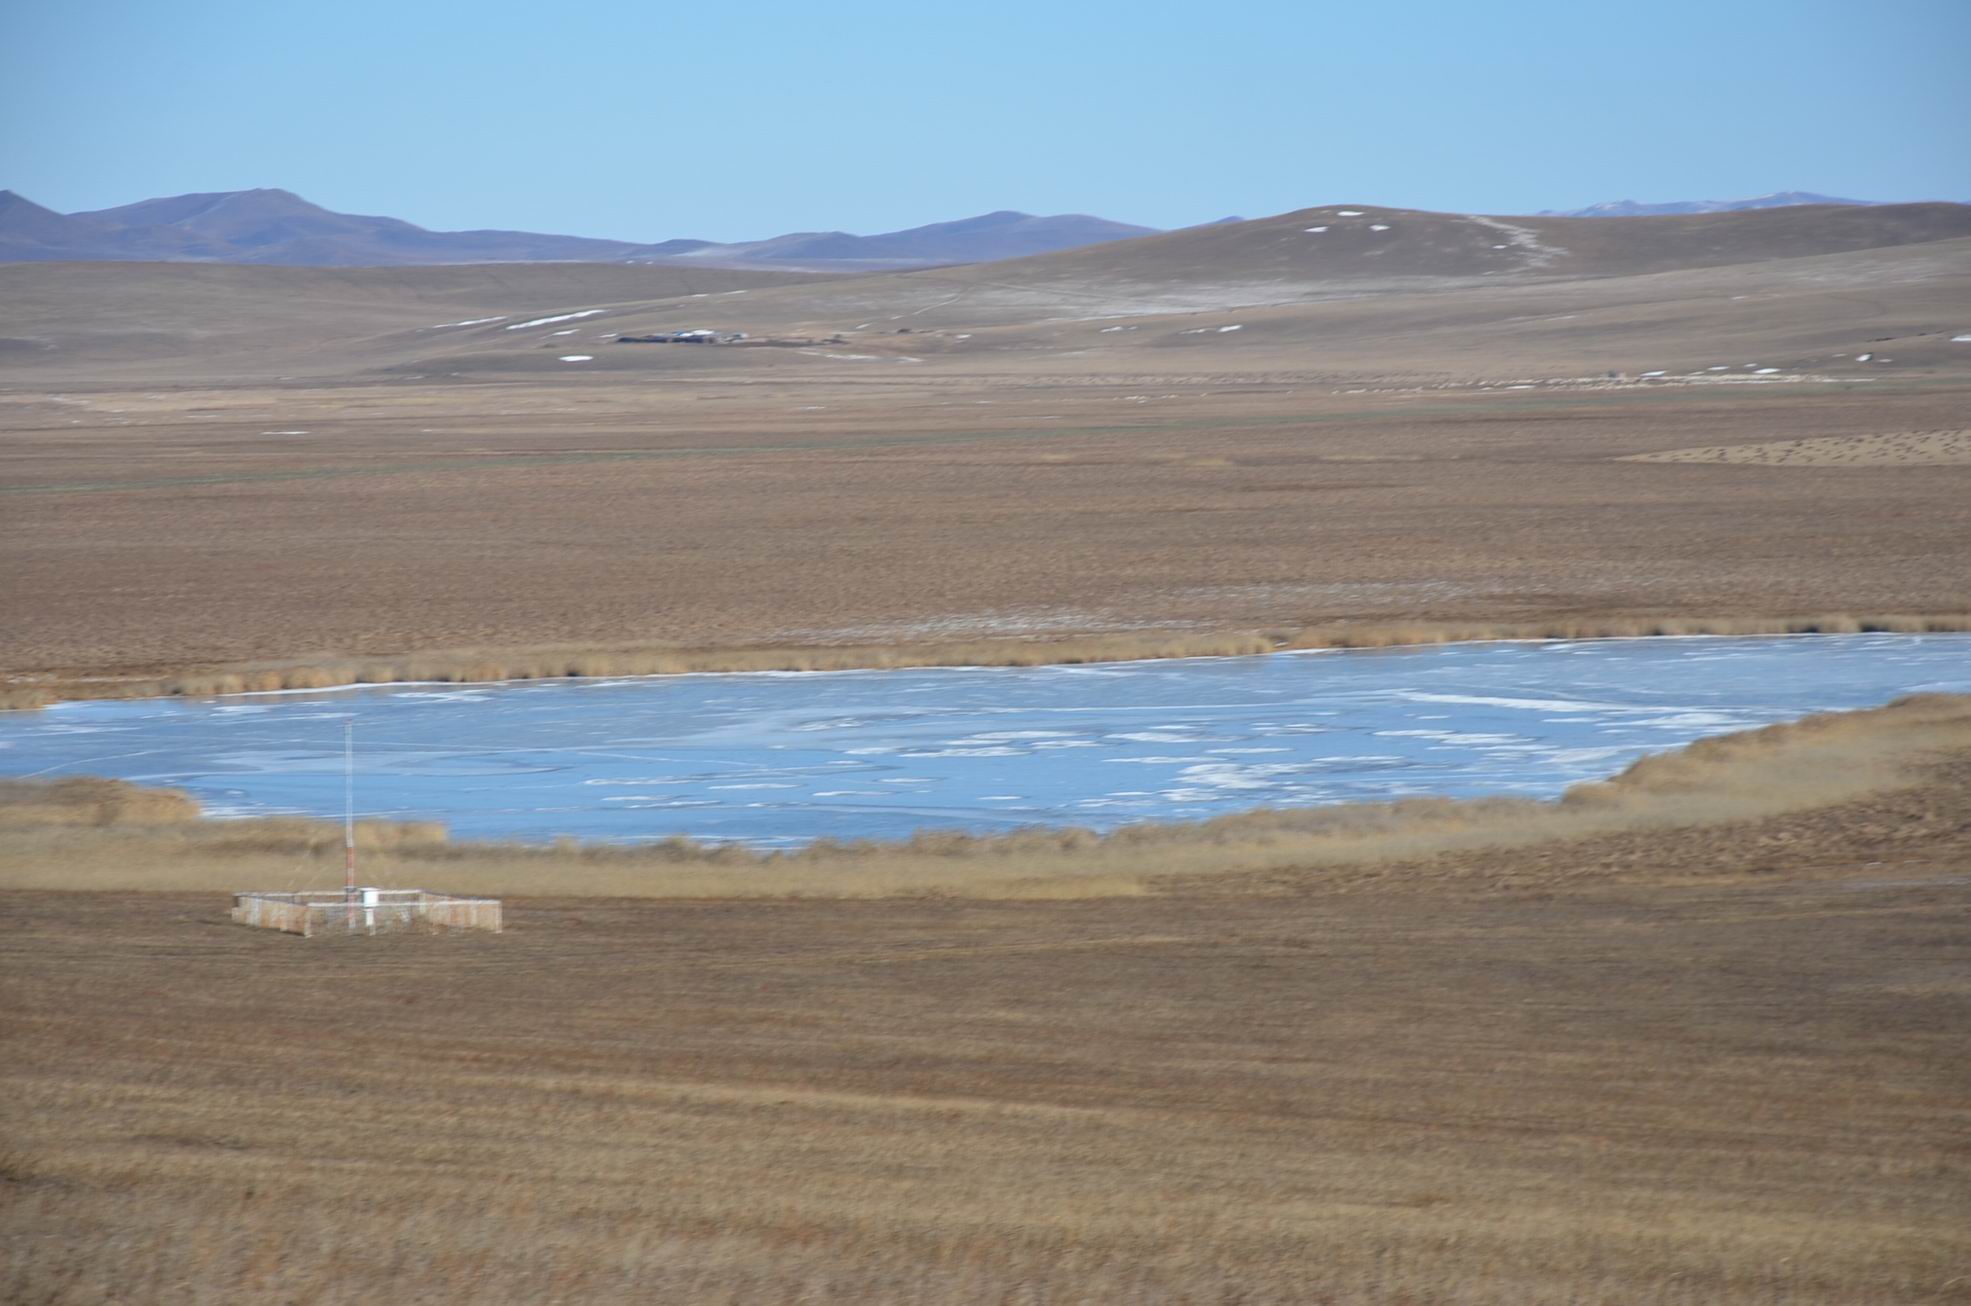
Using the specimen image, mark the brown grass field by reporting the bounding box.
[3,207,1970,1301]
[4,711,1970,1302]
[4,210,1970,701]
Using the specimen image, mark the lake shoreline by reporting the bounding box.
[6,690,1968,900]
[7,610,1970,711]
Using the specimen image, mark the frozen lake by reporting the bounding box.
[3,634,1966,846]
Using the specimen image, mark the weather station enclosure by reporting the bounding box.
[232,888,502,937]
[232,724,502,937]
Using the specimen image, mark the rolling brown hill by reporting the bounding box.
[564,199,1971,345]
[901,199,1971,296]
[418,201,1971,379]
[6,200,1969,383]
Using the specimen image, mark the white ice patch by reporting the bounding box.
[1638,711,1749,730]
[966,730,1078,741]
[506,310,604,330]
[584,776,693,786]
[1305,226,1328,233]
[549,329,579,336]
[1953,334,1971,343]
[558,355,595,362]
[1640,371,1665,378]
[261,429,309,435]
[1337,210,1364,217]
[425,316,508,329]
[1754,367,1781,375]
[1369,224,1390,232]
[1855,354,1872,362]
[1217,324,1243,333]
[1541,747,1630,766]
[1399,691,1630,713]
[902,746,1022,758]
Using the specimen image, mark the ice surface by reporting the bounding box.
[557,355,595,362]
[4,635,1964,847]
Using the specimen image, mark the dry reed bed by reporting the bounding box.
[4,693,1966,899]
[4,611,1969,711]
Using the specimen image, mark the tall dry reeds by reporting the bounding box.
[5,613,1967,712]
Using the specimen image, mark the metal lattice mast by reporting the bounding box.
[344,722,357,923]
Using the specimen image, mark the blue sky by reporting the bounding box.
[3,0,1966,241]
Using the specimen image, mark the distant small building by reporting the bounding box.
[614,328,747,346]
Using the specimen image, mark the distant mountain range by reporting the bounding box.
[1541,192,1881,218]
[0,186,1919,268]
[0,188,1157,270]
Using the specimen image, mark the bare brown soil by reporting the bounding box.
[5,780,1968,1301]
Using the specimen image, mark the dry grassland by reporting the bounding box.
[4,778,1969,1302]
[5,229,1970,698]
[6,376,1971,704]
